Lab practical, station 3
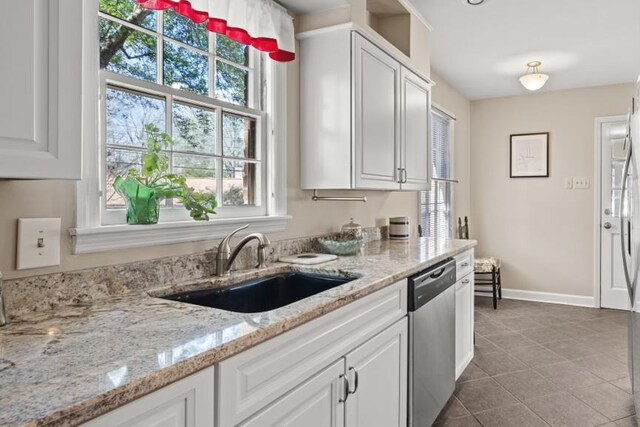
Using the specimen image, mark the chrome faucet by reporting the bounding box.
[0,272,7,327]
[215,225,270,276]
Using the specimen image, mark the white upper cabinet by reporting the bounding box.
[352,34,401,189]
[300,27,431,191]
[0,0,83,179]
[400,68,431,191]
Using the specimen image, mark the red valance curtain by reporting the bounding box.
[135,0,295,62]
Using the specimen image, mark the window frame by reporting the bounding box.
[419,104,455,240]
[72,0,289,254]
[100,72,269,224]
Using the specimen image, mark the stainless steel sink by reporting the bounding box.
[160,272,355,313]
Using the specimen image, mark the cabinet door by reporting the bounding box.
[239,359,345,427]
[0,0,82,179]
[400,68,431,190]
[345,318,408,427]
[455,274,475,379]
[352,33,401,190]
[83,367,214,427]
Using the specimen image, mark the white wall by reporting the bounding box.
[470,83,633,297]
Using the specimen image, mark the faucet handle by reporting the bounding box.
[219,224,249,252]
[228,224,249,239]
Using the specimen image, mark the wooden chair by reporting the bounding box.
[458,217,502,309]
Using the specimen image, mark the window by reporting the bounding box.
[419,107,454,240]
[98,0,266,224]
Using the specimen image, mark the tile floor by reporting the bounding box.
[436,297,636,427]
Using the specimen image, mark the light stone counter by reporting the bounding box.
[0,238,476,427]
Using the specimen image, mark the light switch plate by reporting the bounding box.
[573,177,590,189]
[17,218,61,270]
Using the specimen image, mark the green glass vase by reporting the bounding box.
[114,176,160,225]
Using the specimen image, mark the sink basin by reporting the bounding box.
[160,272,355,313]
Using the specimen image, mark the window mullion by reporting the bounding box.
[210,33,216,99]
[166,92,174,208]
[216,107,224,206]
[157,11,164,86]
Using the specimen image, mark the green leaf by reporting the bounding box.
[114,124,217,221]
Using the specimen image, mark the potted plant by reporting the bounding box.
[114,124,218,225]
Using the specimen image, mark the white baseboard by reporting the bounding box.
[475,289,595,308]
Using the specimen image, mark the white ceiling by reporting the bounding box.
[278,0,347,15]
[410,0,640,100]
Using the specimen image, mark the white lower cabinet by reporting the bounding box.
[239,360,346,427]
[345,318,408,427]
[217,280,408,427]
[83,367,214,427]
[239,318,408,427]
[454,251,475,379]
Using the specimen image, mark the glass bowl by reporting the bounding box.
[317,237,364,256]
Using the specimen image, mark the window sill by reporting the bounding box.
[69,215,290,254]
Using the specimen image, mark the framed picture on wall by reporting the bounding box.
[510,132,549,178]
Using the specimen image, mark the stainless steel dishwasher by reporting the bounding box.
[408,258,457,427]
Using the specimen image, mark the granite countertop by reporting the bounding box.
[0,238,476,427]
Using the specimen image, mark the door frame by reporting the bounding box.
[595,115,628,308]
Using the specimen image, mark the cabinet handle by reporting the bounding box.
[462,279,471,284]
[338,374,350,403]
[397,168,403,183]
[348,367,359,394]
[460,262,469,267]
[402,169,408,183]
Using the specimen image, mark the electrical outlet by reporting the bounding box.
[564,177,574,189]
[573,177,590,189]
[16,218,61,270]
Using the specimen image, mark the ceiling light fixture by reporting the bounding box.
[519,61,549,91]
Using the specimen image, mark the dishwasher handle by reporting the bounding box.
[429,267,446,279]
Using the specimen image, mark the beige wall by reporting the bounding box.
[470,84,633,297]
[431,72,472,224]
[0,50,421,281]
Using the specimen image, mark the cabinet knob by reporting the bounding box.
[462,279,471,284]
[603,222,612,230]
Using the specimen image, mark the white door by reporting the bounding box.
[344,318,408,427]
[0,0,82,179]
[352,33,401,190]
[239,360,345,427]
[400,67,431,191]
[600,116,631,309]
[455,274,474,379]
